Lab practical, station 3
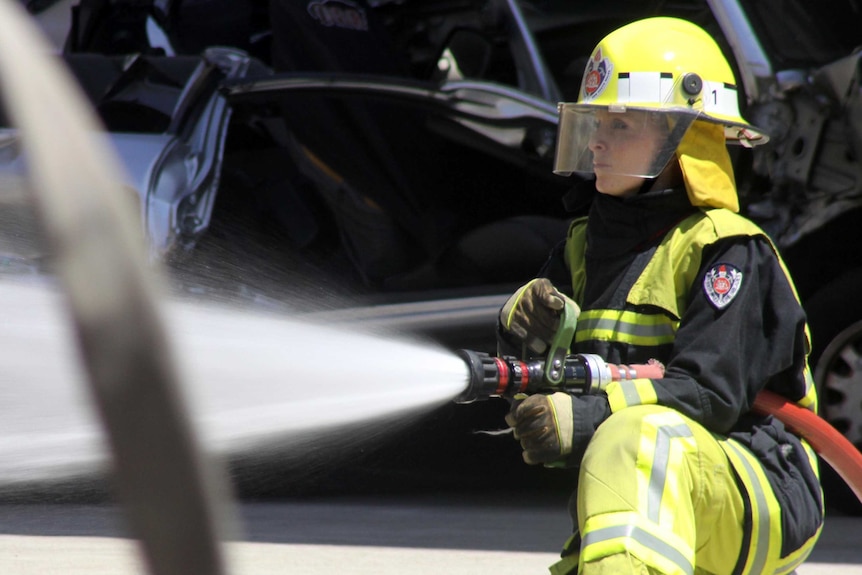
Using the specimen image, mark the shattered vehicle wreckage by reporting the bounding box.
[6,0,862,507]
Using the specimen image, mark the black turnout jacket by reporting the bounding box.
[532,183,823,555]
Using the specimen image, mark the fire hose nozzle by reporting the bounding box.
[454,349,666,403]
[454,349,532,403]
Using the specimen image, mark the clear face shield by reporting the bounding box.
[553,105,699,178]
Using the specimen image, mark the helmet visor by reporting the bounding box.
[554,105,699,178]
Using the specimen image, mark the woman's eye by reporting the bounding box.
[611,119,628,130]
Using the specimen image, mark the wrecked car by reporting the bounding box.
[8,0,862,507]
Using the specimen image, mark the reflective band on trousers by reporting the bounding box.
[580,409,700,575]
[722,440,774,575]
[644,422,694,524]
[582,518,693,575]
[720,438,820,575]
[576,309,678,346]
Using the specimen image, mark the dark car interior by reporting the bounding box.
[52,0,591,304]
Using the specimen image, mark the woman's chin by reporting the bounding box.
[595,175,642,197]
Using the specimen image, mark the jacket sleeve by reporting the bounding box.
[603,235,811,434]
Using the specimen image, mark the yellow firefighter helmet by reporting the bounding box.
[554,16,767,180]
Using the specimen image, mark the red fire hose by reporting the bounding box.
[754,390,862,502]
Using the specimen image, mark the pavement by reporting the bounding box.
[1,493,860,575]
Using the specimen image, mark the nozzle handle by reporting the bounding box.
[544,298,578,385]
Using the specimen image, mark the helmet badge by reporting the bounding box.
[582,49,613,102]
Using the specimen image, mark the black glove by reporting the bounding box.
[499,278,575,354]
[505,392,574,465]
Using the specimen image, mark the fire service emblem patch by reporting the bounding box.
[703,263,742,309]
[582,48,612,101]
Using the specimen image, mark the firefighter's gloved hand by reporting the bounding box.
[505,392,573,465]
[499,278,576,355]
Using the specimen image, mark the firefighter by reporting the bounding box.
[498,17,823,575]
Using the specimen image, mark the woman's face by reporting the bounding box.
[588,110,668,197]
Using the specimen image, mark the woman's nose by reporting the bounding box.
[588,131,605,151]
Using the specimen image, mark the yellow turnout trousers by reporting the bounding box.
[550,405,820,575]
